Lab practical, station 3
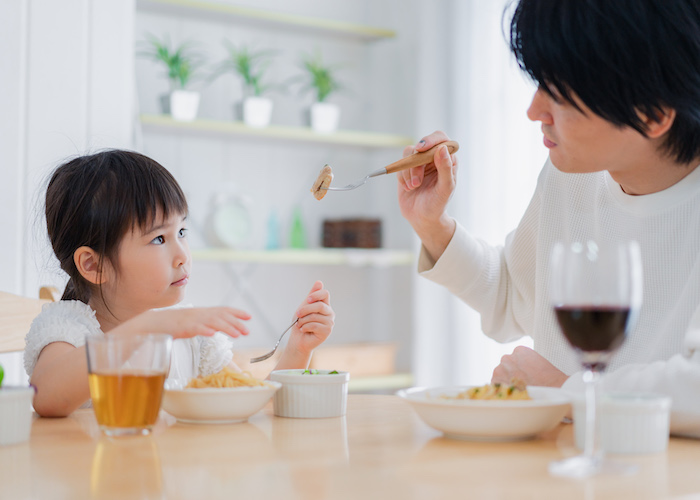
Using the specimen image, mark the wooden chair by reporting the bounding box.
[0,287,57,354]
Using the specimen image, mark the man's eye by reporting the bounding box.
[151,235,165,245]
[179,228,188,238]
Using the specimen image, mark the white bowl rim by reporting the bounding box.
[165,380,281,394]
[270,369,350,384]
[397,385,571,408]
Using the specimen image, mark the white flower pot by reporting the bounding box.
[170,90,200,122]
[243,97,273,128]
[311,102,340,134]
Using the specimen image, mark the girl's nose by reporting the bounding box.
[526,88,553,124]
[173,240,189,267]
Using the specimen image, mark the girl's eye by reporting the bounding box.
[179,228,188,238]
[151,235,165,245]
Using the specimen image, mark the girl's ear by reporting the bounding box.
[641,107,676,139]
[73,246,110,285]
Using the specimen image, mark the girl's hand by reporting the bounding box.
[124,307,252,340]
[286,281,335,355]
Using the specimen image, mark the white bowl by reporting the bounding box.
[270,369,349,418]
[162,380,281,424]
[573,392,671,454]
[0,386,35,446]
[397,386,571,441]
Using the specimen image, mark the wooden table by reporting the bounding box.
[1,395,699,499]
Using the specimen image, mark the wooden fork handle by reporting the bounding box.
[384,140,459,175]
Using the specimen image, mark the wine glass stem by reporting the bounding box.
[582,367,602,461]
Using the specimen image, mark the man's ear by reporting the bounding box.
[73,246,110,285]
[642,107,676,139]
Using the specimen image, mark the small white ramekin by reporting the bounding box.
[0,386,35,446]
[270,369,349,418]
[574,392,671,454]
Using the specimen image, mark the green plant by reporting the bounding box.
[214,42,277,97]
[299,52,342,103]
[139,35,204,90]
[0,363,4,387]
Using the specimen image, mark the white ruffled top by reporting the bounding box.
[24,300,234,382]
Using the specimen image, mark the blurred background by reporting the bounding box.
[0,0,546,390]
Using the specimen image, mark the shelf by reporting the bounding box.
[136,0,396,41]
[348,373,414,393]
[140,114,414,149]
[191,248,415,267]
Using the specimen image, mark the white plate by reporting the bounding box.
[397,386,571,441]
[162,381,281,424]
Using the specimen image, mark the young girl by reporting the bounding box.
[24,150,335,417]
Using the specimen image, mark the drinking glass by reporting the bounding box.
[86,334,172,437]
[548,240,642,478]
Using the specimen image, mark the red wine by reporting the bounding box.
[554,306,630,352]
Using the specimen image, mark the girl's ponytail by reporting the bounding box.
[60,278,89,302]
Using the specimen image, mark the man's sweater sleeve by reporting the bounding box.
[418,171,544,344]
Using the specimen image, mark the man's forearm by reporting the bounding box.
[412,214,456,263]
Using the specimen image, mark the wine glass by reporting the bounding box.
[548,240,642,478]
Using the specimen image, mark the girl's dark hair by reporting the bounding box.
[509,0,700,164]
[45,150,188,303]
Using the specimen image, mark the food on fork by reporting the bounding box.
[445,379,531,401]
[311,164,333,200]
[186,367,271,388]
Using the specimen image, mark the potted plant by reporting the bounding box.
[213,42,278,128]
[139,35,205,121]
[298,52,342,133]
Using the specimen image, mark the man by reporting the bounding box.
[398,0,700,435]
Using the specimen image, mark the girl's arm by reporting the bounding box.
[31,306,252,417]
[272,281,335,371]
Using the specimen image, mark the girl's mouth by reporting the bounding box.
[172,275,189,287]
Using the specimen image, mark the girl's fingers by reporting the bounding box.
[297,301,333,318]
[226,307,252,320]
[306,289,330,305]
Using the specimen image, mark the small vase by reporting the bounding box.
[243,96,273,128]
[310,102,340,133]
[170,90,200,122]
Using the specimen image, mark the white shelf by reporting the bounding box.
[140,114,414,149]
[348,373,414,392]
[136,0,396,41]
[191,248,415,267]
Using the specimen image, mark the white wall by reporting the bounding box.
[0,0,135,384]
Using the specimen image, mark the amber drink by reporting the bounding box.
[86,334,172,436]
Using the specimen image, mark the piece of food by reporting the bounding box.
[443,379,531,401]
[311,164,333,200]
[186,367,270,388]
[301,369,339,375]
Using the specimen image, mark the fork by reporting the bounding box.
[249,318,299,363]
[322,140,459,192]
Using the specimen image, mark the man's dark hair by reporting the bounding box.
[510,0,700,164]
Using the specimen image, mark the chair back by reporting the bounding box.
[0,287,56,354]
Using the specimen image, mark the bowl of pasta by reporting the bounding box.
[162,368,281,424]
[397,383,571,441]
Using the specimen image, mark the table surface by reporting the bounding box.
[1,395,699,500]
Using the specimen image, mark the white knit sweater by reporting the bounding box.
[419,158,700,437]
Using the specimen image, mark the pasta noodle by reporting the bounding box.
[186,367,269,389]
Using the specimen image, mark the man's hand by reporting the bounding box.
[491,346,569,388]
[396,130,459,261]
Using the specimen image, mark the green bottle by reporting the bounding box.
[289,206,307,249]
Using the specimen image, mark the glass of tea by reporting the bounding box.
[548,240,642,478]
[86,334,172,437]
